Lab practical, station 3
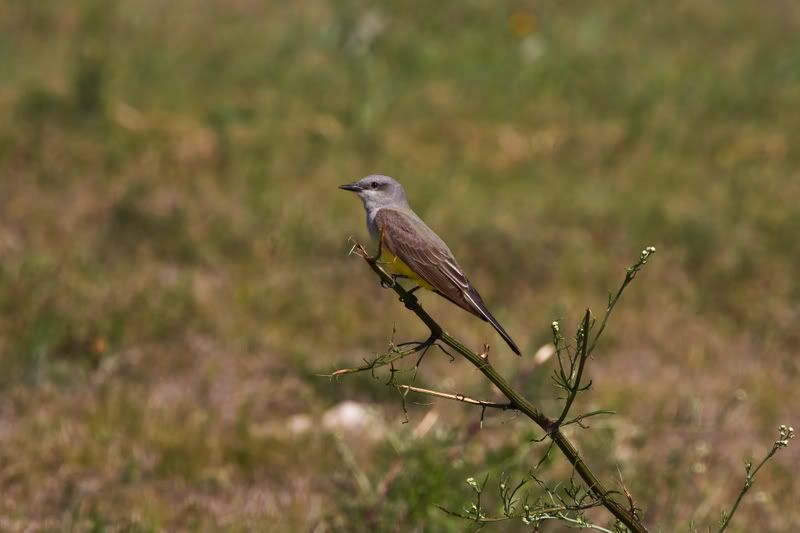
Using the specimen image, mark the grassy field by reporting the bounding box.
[1,0,798,531]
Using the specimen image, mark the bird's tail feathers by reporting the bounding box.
[463,287,522,356]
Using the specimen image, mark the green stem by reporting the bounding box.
[718,445,779,532]
[360,251,648,533]
[555,309,592,426]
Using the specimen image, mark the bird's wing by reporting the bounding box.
[374,207,474,310]
[374,207,522,356]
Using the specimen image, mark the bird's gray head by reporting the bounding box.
[339,174,410,211]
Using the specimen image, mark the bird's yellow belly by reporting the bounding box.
[378,248,434,290]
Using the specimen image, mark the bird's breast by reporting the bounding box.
[377,247,434,290]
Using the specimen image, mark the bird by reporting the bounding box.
[339,174,522,356]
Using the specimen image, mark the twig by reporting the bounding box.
[437,500,614,531]
[343,241,651,533]
[718,425,794,532]
[587,246,656,357]
[617,467,641,522]
[397,385,513,410]
[562,409,616,429]
[321,335,438,379]
[550,248,656,432]
[554,309,592,427]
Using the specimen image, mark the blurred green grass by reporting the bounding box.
[0,0,798,531]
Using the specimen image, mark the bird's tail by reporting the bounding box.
[462,287,522,356]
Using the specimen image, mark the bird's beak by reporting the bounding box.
[338,183,362,192]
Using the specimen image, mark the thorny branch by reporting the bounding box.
[333,241,653,532]
[333,241,793,532]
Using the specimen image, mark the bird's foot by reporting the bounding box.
[395,330,442,381]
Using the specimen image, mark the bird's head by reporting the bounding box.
[339,174,409,211]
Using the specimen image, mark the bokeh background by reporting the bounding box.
[1,1,798,531]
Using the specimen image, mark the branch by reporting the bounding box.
[440,473,613,530]
[562,409,617,429]
[397,384,513,410]
[554,309,592,426]
[552,247,657,430]
[346,242,650,533]
[587,246,656,357]
[323,340,430,379]
[436,501,610,529]
[718,424,794,532]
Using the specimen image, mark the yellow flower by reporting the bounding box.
[509,11,535,38]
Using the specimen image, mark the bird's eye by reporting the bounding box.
[370,181,378,189]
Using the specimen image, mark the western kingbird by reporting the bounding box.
[340,174,522,356]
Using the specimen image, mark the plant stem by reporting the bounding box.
[555,309,591,426]
[718,442,781,532]
[356,245,648,533]
[398,385,512,410]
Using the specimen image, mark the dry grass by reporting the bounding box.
[0,0,798,531]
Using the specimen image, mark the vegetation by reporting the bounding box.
[1,1,798,531]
